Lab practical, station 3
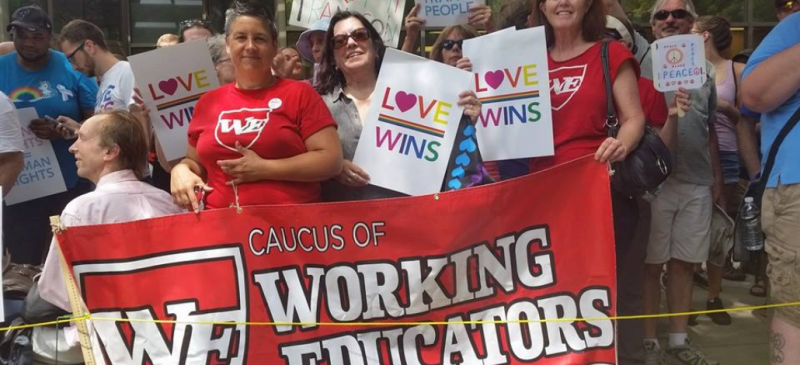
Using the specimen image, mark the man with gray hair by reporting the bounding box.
[207,34,234,85]
[638,1,723,365]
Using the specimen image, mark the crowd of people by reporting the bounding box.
[0,0,798,364]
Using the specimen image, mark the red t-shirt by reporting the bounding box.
[529,42,638,173]
[188,79,336,209]
[639,76,668,129]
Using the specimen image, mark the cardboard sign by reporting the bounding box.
[415,0,484,28]
[5,108,67,205]
[353,49,470,196]
[289,0,404,48]
[128,40,219,161]
[652,34,706,92]
[58,156,617,365]
[463,26,554,161]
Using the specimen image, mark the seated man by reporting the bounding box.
[32,110,183,361]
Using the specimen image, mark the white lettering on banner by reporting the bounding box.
[72,247,248,364]
[73,226,613,365]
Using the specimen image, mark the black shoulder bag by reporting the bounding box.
[601,42,674,197]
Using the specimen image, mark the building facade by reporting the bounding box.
[0,0,782,57]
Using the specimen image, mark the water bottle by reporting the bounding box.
[740,197,764,251]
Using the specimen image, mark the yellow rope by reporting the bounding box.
[0,302,793,332]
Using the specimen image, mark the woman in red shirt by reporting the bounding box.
[171,0,343,212]
[531,0,645,302]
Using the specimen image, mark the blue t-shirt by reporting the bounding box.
[0,50,98,189]
[743,12,800,188]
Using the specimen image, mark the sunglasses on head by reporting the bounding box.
[442,39,463,50]
[653,9,691,21]
[331,28,370,50]
[179,19,210,29]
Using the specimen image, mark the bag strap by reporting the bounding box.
[601,42,619,138]
[758,105,800,191]
[732,61,739,107]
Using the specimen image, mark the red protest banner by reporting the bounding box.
[57,156,617,365]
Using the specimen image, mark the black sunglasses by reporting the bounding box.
[179,19,210,29]
[66,41,86,62]
[653,9,691,21]
[331,28,370,50]
[442,39,464,50]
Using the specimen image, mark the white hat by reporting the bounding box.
[605,16,633,50]
[296,18,330,64]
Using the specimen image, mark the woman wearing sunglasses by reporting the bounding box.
[316,11,483,201]
[170,0,343,212]
[178,19,214,42]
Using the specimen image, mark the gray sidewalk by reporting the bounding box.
[650,274,771,365]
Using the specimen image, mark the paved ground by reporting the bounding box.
[651,273,771,365]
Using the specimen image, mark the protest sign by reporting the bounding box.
[652,34,706,92]
[415,0,484,28]
[58,156,617,365]
[353,48,470,196]
[463,26,554,161]
[5,108,67,205]
[128,40,219,161]
[289,0,404,47]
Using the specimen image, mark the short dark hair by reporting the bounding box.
[98,110,149,180]
[59,19,108,51]
[224,0,277,42]
[534,0,606,47]
[315,11,385,95]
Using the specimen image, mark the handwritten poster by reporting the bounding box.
[353,48,470,196]
[463,26,554,161]
[652,34,706,92]
[128,40,219,161]
[289,0,404,48]
[5,108,67,205]
[415,0,484,28]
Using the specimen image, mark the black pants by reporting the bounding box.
[3,180,93,264]
[612,191,645,365]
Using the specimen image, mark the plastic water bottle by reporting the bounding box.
[740,197,764,251]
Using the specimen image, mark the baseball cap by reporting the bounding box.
[296,18,330,63]
[7,5,53,33]
[604,16,633,49]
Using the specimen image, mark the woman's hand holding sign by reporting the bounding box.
[337,160,370,187]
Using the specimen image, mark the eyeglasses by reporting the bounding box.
[442,39,464,50]
[179,19,210,29]
[653,9,691,21]
[331,28,370,50]
[66,41,86,62]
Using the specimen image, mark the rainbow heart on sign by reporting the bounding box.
[395,91,417,112]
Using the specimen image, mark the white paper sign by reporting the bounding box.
[5,108,67,205]
[463,26,554,161]
[415,0,484,28]
[353,48,469,196]
[289,0,405,48]
[652,34,706,92]
[128,40,219,161]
